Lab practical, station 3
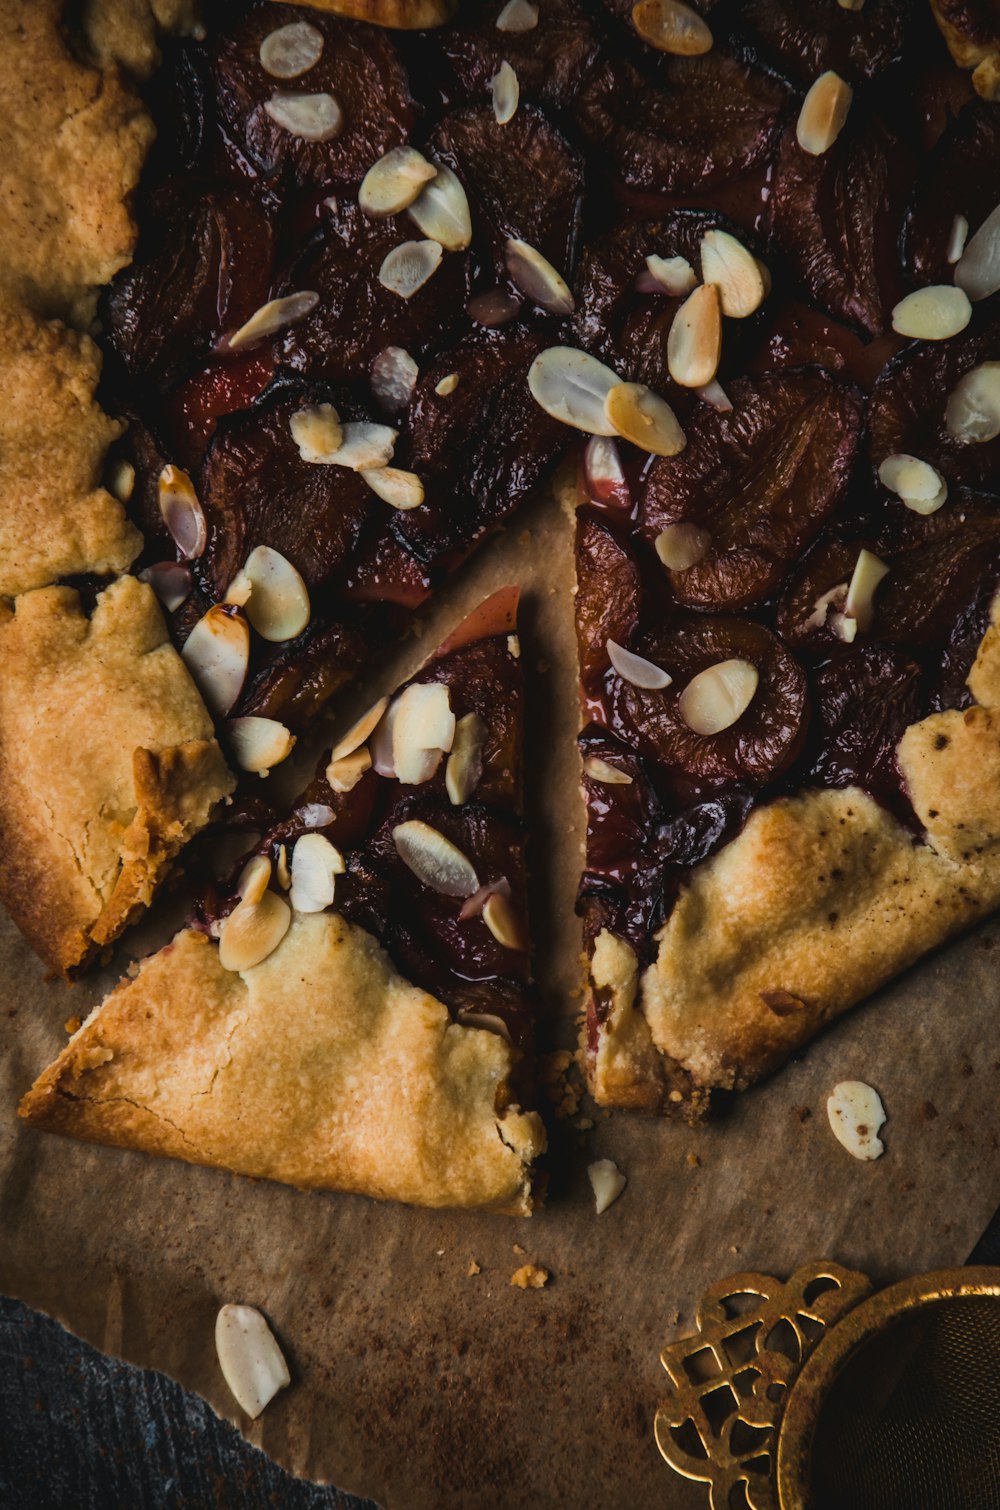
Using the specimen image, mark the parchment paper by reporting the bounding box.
[2,486,999,1509]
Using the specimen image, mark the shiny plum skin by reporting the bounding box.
[575,515,642,703]
[806,646,923,805]
[742,0,910,86]
[437,0,601,111]
[903,99,1000,286]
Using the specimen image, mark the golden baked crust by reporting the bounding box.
[0,576,234,976]
[20,916,545,1213]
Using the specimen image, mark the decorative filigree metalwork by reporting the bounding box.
[654,1261,871,1510]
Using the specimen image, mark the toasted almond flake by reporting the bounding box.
[378,239,443,298]
[805,582,848,632]
[138,561,192,613]
[827,1080,886,1160]
[607,638,672,690]
[275,844,291,891]
[215,1306,290,1420]
[955,203,1000,301]
[583,756,633,785]
[458,1009,512,1041]
[224,571,253,609]
[435,372,460,396]
[371,698,399,776]
[446,712,487,804]
[359,146,436,218]
[393,820,479,897]
[467,286,523,326]
[837,0,865,9]
[631,0,712,54]
[667,283,722,388]
[393,682,456,784]
[483,890,529,951]
[460,877,510,920]
[181,606,250,717]
[371,346,418,411]
[945,361,1000,443]
[654,522,712,571]
[327,420,398,472]
[290,401,343,462]
[644,253,696,296]
[264,91,342,142]
[583,435,631,510]
[891,284,971,340]
[227,291,319,352]
[947,213,970,265]
[362,466,424,509]
[259,21,324,79]
[679,658,758,735]
[844,547,889,632]
[588,1158,627,1214]
[330,697,390,762]
[326,746,372,793]
[491,60,519,124]
[107,457,135,502]
[505,237,575,316]
[238,853,272,906]
[507,634,520,658]
[796,70,853,156]
[696,378,733,412]
[407,164,473,252]
[700,229,768,318]
[240,546,311,643]
[527,346,620,434]
[878,453,948,514]
[158,464,206,559]
[299,803,335,828]
[289,832,344,914]
[831,611,858,643]
[218,890,291,972]
[605,382,685,456]
[496,0,537,31]
[227,716,296,774]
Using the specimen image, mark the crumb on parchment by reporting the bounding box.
[467,1258,481,1277]
[511,1265,550,1290]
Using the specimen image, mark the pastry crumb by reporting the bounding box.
[467,1258,481,1277]
[540,1049,585,1119]
[511,1264,549,1289]
[64,1016,81,1035]
[686,1151,700,1168]
[513,1241,526,1255]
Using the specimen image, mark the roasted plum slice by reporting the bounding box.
[639,370,864,611]
[869,306,1000,490]
[198,382,375,599]
[771,113,912,337]
[742,0,909,86]
[573,50,788,197]
[103,180,276,390]
[806,646,923,806]
[581,730,661,885]
[777,536,872,652]
[575,515,641,706]
[235,619,370,731]
[425,105,585,291]
[273,198,471,383]
[437,0,602,112]
[210,2,413,188]
[872,495,1000,650]
[609,616,809,788]
[904,99,1000,285]
[165,350,275,469]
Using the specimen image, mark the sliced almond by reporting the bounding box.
[218,890,291,972]
[654,522,712,571]
[407,164,473,252]
[326,746,372,793]
[227,291,319,352]
[460,877,510,920]
[696,378,733,412]
[679,659,758,735]
[182,606,250,717]
[107,457,135,502]
[877,454,948,515]
[393,820,479,897]
[700,229,768,318]
[240,545,311,643]
[796,70,853,156]
[496,0,537,31]
[227,716,296,774]
[891,284,971,340]
[805,582,848,632]
[330,697,389,761]
[588,1158,627,1214]
[290,401,343,463]
[359,146,436,218]
[836,0,865,9]
[275,844,291,891]
[215,1305,291,1420]
[264,91,342,142]
[378,239,443,298]
[844,547,889,632]
[299,803,335,829]
[667,283,722,389]
[605,382,685,456]
[954,203,1000,301]
[607,639,672,690]
[138,561,192,613]
[827,1080,886,1161]
[435,372,460,396]
[158,464,206,559]
[505,238,575,316]
[583,435,631,510]
[371,698,399,776]
[491,60,519,124]
[393,682,456,785]
[446,712,487,805]
[328,420,398,471]
[482,890,529,951]
[289,832,345,914]
[457,1009,512,1041]
[583,756,633,785]
[944,361,1000,443]
[467,287,523,327]
[238,853,272,907]
[643,253,697,297]
[361,466,424,509]
[527,347,620,435]
[371,346,418,411]
[947,213,970,266]
[259,21,324,78]
[631,0,712,54]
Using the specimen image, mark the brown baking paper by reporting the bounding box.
[2,485,999,1510]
